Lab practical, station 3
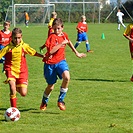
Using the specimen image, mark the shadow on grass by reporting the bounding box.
[73,78,130,82]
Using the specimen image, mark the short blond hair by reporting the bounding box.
[51,12,57,18]
[81,15,86,19]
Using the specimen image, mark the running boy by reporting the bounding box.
[40,18,86,111]
[123,23,133,81]
[39,12,57,53]
[0,21,12,64]
[74,15,93,52]
[0,28,44,108]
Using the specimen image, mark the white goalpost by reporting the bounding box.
[9,4,55,27]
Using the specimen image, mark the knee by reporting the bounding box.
[20,91,27,97]
[17,87,27,97]
[63,76,70,83]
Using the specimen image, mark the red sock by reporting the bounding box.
[10,95,17,108]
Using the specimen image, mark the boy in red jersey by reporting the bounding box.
[0,28,44,108]
[40,18,86,111]
[123,23,133,81]
[74,15,93,52]
[0,21,12,65]
[39,12,57,53]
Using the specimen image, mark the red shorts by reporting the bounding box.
[5,70,28,88]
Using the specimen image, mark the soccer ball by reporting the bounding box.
[4,107,20,122]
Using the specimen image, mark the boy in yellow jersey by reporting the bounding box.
[123,23,133,81]
[24,11,30,27]
[0,28,44,108]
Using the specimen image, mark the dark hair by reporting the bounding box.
[12,28,22,36]
[4,20,11,25]
[52,18,63,27]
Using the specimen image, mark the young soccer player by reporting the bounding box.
[40,18,86,111]
[116,9,126,30]
[24,11,30,27]
[123,23,133,81]
[74,15,93,52]
[0,21,12,71]
[0,28,44,108]
[39,12,57,53]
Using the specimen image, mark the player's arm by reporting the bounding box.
[0,46,8,59]
[49,40,68,55]
[67,40,86,58]
[123,33,133,43]
[39,44,46,53]
[34,52,44,58]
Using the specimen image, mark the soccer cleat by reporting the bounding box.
[130,77,133,82]
[58,101,66,111]
[40,102,47,111]
[87,50,93,53]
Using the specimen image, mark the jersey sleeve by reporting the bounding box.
[123,25,131,36]
[23,43,37,56]
[0,45,10,59]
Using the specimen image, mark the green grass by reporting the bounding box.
[0,23,132,133]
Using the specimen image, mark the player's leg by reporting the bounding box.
[83,33,93,52]
[74,33,82,48]
[57,60,70,110]
[40,84,54,110]
[40,63,56,110]
[118,23,121,30]
[121,21,126,28]
[8,80,17,108]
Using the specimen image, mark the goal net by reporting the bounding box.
[48,1,101,23]
[5,4,55,27]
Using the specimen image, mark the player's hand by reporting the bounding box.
[76,52,86,58]
[39,47,43,53]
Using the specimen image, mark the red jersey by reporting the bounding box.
[76,22,88,33]
[43,32,69,64]
[0,30,12,46]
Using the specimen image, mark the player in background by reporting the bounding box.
[74,15,93,53]
[40,18,86,111]
[123,23,133,81]
[24,11,30,27]
[0,28,44,108]
[0,21,12,72]
[39,12,57,53]
[116,9,126,30]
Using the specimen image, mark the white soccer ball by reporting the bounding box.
[4,107,20,122]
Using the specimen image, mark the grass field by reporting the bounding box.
[0,23,132,133]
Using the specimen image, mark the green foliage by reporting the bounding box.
[0,23,132,133]
[1,0,133,23]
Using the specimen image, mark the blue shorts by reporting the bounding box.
[0,44,5,63]
[77,32,88,41]
[44,60,69,84]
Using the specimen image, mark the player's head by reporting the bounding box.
[52,18,64,35]
[51,12,57,19]
[81,15,86,22]
[3,20,10,30]
[12,28,22,45]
